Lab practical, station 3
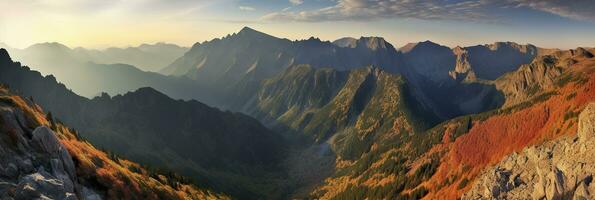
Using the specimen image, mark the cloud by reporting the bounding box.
[289,0,304,6]
[261,0,595,23]
[239,6,256,11]
[511,0,595,21]
[262,0,494,22]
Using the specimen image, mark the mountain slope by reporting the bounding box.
[420,48,595,199]
[464,42,552,80]
[0,48,287,199]
[399,41,551,83]
[464,102,595,199]
[495,47,594,107]
[307,48,594,199]
[234,65,443,199]
[239,65,435,149]
[0,86,227,199]
[165,28,534,118]
[162,27,402,107]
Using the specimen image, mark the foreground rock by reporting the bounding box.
[463,102,595,199]
[0,106,92,199]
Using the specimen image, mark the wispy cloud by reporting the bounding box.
[261,0,595,23]
[512,0,595,21]
[289,0,304,6]
[239,6,256,11]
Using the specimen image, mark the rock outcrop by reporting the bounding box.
[579,101,595,143]
[0,95,99,199]
[495,48,594,108]
[450,46,477,81]
[463,102,595,200]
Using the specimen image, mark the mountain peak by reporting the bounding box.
[26,42,71,51]
[332,36,391,50]
[238,26,263,35]
[399,42,418,53]
[485,42,537,53]
[571,47,594,58]
[358,37,390,50]
[116,87,173,103]
[418,40,441,47]
[0,48,11,63]
[406,40,449,53]
[133,87,164,96]
[235,26,276,40]
[240,26,257,32]
[333,37,358,48]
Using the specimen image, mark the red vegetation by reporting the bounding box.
[424,66,595,199]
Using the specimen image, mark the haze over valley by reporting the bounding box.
[0,0,594,199]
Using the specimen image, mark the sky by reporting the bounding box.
[1,0,594,49]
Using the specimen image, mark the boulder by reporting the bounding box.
[32,126,62,155]
[31,126,77,194]
[15,170,76,200]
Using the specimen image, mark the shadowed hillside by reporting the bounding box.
[0,86,228,200]
[0,48,288,199]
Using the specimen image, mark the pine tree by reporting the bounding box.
[46,112,56,130]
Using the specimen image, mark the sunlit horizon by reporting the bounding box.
[2,0,595,50]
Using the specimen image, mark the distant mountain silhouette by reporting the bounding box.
[1,43,215,103]
[5,42,187,73]
[0,48,287,199]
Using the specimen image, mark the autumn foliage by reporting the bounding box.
[0,86,229,200]
[424,60,595,199]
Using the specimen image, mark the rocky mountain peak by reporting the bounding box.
[486,41,537,54]
[408,40,449,53]
[358,37,390,51]
[333,37,358,48]
[452,46,466,53]
[571,47,594,58]
[450,46,475,80]
[0,48,11,62]
[332,37,392,51]
[398,42,418,53]
[236,26,274,40]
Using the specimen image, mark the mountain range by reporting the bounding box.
[0,49,288,198]
[0,70,227,199]
[0,27,594,199]
[2,42,187,73]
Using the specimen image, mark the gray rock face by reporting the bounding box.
[15,170,77,200]
[0,102,102,199]
[578,103,595,143]
[494,54,564,108]
[32,126,78,193]
[463,102,595,200]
